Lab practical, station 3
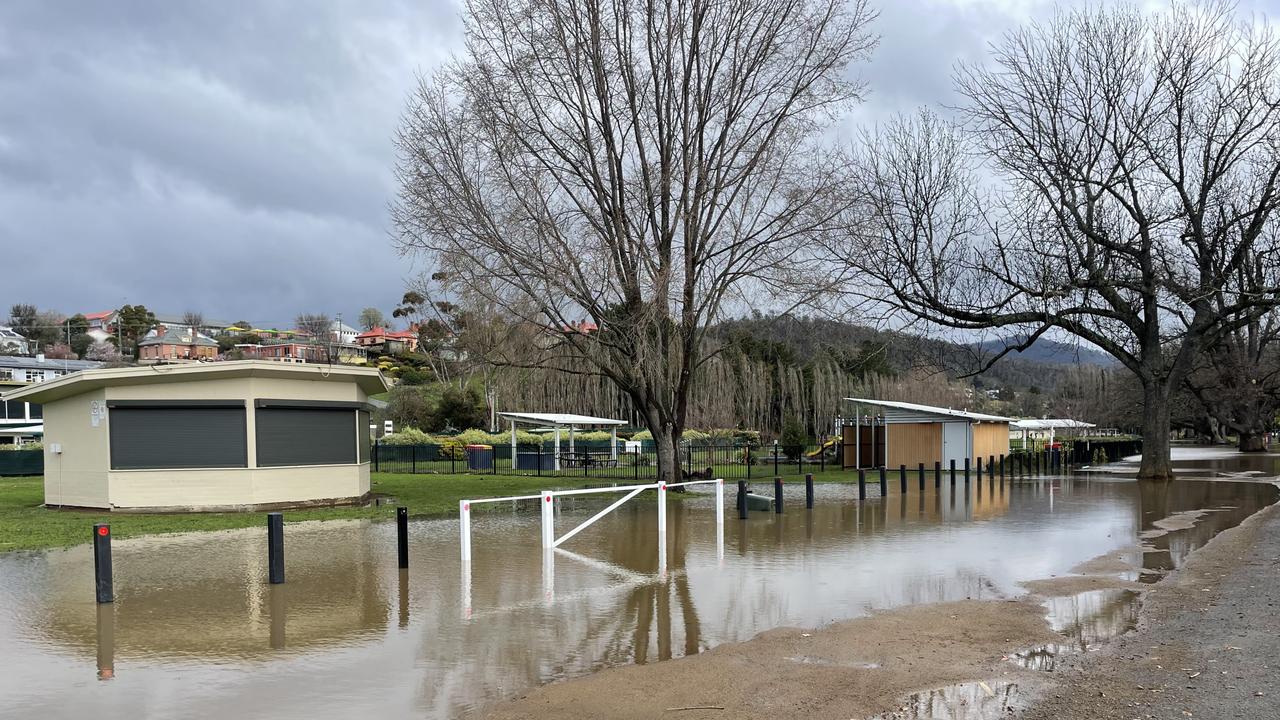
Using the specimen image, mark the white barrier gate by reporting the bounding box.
[459,479,725,618]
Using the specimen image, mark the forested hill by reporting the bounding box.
[713,315,1110,393]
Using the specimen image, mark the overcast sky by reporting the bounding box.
[1,0,1276,328]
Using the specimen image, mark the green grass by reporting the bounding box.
[0,473,635,553]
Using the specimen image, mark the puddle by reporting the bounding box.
[1011,588,1141,671]
[867,679,1022,719]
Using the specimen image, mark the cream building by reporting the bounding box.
[2,361,387,511]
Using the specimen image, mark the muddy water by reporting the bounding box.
[0,466,1274,719]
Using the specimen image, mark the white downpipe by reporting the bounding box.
[540,490,555,548]
[554,427,561,471]
[554,486,645,548]
[510,419,517,469]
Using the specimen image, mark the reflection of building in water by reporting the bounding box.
[35,522,390,662]
[1135,479,1278,579]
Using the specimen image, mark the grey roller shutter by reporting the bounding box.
[256,407,357,467]
[356,410,370,463]
[109,405,247,470]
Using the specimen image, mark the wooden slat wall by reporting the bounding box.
[887,422,942,467]
[971,422,1010,461]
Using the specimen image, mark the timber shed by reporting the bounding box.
[843,398,1012,469]
[1,361,387,511]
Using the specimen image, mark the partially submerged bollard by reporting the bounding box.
[878,466,887,496]
[899,464,908,494]
[949,459,956,487]
[737,480,748,520]
[918,463,926,491]
[397,506,409,569]
[93,524,112,604]
[267,512,285,584]
[976,456,983,482]
[964,457,971,486]
[774,477,783,514]
[934,461,942,488]
[858,469,866,501]
[805,473,814,509]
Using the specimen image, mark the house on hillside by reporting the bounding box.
[153,313,234,337]
[83,310,118,343]
[355,327,418,354]
[137,325,219,363]
[0,327,31,355]
[331,320,358,345]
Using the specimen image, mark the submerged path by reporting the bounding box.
[1022,498,1280,720]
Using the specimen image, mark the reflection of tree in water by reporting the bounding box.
[869,680,1020,720]
[1135,479,1277,580]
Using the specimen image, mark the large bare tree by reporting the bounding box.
[843,3,1280,480]
[394,0,877,481]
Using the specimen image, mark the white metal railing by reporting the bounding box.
[458,479,725,618]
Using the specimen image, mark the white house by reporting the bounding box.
[0,327,31,355]
[331,321,358,345]
[0,355,104,445]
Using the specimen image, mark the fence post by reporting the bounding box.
[540,491,555,548]
[397,507,409,569]
[451,447,456,474]
[634,448,639,482]
[737,480,748,520]
[858,468,866,501]
[747,445,753,480]
[899,464,907,493]
[537,444,543,477]
[774,477,783,514]
[820,440,825,473]
[411,445,417,475]
[267,512,285,584]
[373,440,379,473]
[93,524,112,604]
[773,445,779,476]
[805,473,814,509]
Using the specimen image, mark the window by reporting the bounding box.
[28,403,40,419]
[108,401,248,470]
[25,370,43,383]
[0,369,12,381]
[3,400,24,421]
[255,400,361,467]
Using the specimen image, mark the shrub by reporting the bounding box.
[1,442,41,451]
[380,427,436,445]
[780,417,807,460]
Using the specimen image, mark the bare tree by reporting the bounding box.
[295,313,334,362]
[181,311,204,332]
[358,307,386,332]
[843,4,1280,480]
[394,0,877,481]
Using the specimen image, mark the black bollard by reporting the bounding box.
[858,469,866,501]
[737,480,748,520]
[918,462,926,491]
[267,512,285,584]
[397,506,409,569]
[899,464,908,494]
[964,457,971,485]
[989,456,996,480]
[805,473,814,509]
[949,459,956,487]
[878,466,887,496]
[935,461,942,488]
[93,524,113,604]
[774,477,784,514]
[999,453,1006,479]
[976,456,983,482]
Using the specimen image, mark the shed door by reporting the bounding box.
[941,422,969,467]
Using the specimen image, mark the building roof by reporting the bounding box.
[0,356,104,372]
[1,360,388,404]
[1011,419,1096,430]
[844,397,1013,423]
[83,310,116,322]
[498,411,627,427]
[153,313,234,328]
[137,326,219,347]
[356,326,417,341]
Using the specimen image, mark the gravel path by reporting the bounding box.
[1021,499,1280,720]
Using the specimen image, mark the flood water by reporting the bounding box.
[0,450,1276,720]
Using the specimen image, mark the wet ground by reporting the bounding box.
[0,450,1275,719]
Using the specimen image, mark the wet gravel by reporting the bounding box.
[1021,496,1280,720]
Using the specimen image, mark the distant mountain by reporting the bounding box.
[966,337,1117,367]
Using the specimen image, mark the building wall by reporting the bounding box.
[887,422,942,468]
[42,373,371,510]
[971,422,1010,461]
[42,388,111,508]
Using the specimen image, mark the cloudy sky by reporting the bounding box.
[1,0,1275,328]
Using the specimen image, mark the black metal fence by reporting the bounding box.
[0,449,42,477]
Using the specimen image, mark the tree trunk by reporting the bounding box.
[1238,430,1267,453]
[653,424,680,485]
[1138,382,1174,481]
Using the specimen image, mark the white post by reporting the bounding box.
[460,499,472,620]
[510,419,517,469]
[540,491,555,548]
[611,426,618,460]
[542,547,555,603]
[657,482,668,579]
[715,478,725,565]
[569,426,575,460]
[553,427,561,471]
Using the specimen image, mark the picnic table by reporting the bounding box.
[558,451,618,469]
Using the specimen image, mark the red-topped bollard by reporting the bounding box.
[93,524,113,604]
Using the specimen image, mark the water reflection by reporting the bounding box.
[868,679,1021,720]
[0,465,1274,719]
[1012,589,1140,672]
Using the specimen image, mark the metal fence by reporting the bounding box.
[0,449,43,477]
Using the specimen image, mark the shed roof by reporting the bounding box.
[498,411,626,427]
[0,360,388,404]
[1011,419,1096,430]
[844,397,1013,423]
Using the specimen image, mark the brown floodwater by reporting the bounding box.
[0,450,1276,719]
